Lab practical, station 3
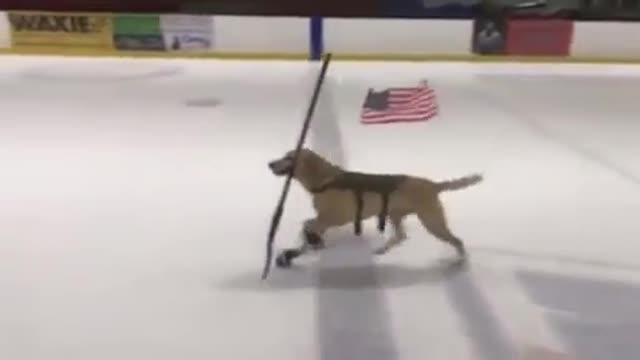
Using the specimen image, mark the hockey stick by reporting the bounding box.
[261,53,333,280]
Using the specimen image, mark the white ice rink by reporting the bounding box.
[1,55,640,360]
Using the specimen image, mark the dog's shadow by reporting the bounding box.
[217,257,469,291]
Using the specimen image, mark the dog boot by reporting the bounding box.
[304,229,325,250]
[275,249,300,268]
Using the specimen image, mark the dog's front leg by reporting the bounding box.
[302,217,327,250]
[275,218,327,268]
[275,243,311,268]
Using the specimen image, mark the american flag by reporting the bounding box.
[360,80,438,124]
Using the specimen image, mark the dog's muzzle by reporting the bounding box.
[268,158,292,176]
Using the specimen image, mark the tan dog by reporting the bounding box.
[268,148,482,267]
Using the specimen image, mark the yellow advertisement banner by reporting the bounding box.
[8,11,114,49]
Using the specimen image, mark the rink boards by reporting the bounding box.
[0,11,640,62]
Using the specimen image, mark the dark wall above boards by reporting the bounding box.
[0,0,379,16]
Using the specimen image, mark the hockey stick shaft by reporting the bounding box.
[261,53,333,280]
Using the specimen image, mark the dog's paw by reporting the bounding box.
[275,249,301,268]
[304,230,325,250]
[275,252,292,268]
[373,247,388,255]
[455,245,467,258]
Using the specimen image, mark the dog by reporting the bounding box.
[268,148,483,267]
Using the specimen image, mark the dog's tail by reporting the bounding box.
[436,173,483,192]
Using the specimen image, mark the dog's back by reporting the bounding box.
[311,171,407,194]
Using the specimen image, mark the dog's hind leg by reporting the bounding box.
[374,214,407,255]
[417,201,467,258]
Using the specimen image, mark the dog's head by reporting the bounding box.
[268,150,297,176]
[268,148,327,178]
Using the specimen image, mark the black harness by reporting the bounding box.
[310,171,406,235]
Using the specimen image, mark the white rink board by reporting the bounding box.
[213,15,308,53]
[0,11,9,48]
[571,21,640,59]
[324,18,472,55]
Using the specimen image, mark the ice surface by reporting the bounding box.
[1,55,639,360]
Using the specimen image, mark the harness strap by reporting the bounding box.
[310,172,404,236]
[352,190,390,236]
[378,192,390,233]
[353,190,364,235]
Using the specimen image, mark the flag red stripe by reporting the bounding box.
[362,110,437,119]
[362,103,437,116]
[362,112,437,122]
[362,107,437,118]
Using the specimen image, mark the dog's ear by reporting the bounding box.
[302,154,319,177]
[290,150,314,177]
